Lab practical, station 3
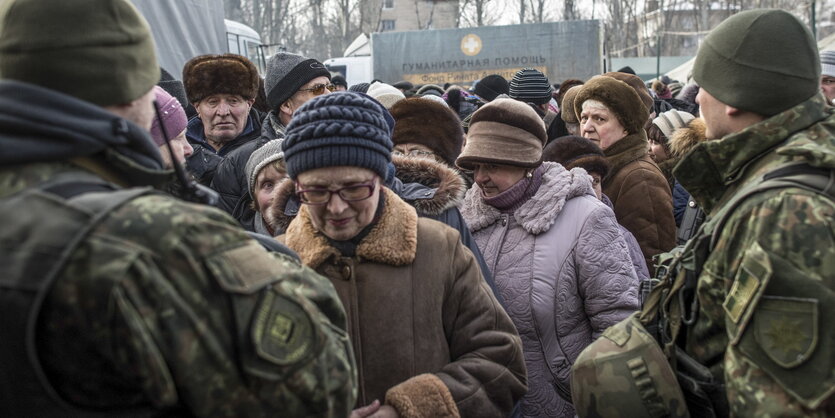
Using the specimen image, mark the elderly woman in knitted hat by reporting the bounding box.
[278,92,526,418]
[457,98,639,417]
[243,140,286,235]
[574,75,676,274]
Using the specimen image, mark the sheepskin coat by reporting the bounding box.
[280,188,527,417]
[461,162,639,418]
[603,131,676,274]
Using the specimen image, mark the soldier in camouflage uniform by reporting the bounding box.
[0,0,356,416]
[572,9,834,418]
[669,9,834,417]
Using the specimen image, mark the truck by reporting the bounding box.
[325,20,603,88]
[129,0,265,77]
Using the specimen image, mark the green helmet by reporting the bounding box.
[571,313,689,418]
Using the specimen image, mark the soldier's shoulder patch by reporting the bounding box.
[252,290,318,366]
[753,296,818,369]
[724,242,772,342]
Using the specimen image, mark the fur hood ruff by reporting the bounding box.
[669,117,708,159]
[461,161,595,235]
[284,187,419,269]
[267,155,465,233]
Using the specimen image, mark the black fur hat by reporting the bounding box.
[182,53,260,104]
[390,98,464,166]
[542,135,611,178]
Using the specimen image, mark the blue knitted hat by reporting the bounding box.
[282,91,393,179]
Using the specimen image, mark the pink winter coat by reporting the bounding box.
[461,162,640,418]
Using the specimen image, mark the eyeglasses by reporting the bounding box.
[298,83,337,96]
[392,149,435,158]
[296,179,376,205]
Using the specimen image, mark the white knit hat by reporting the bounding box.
[367,81,405,109]
[652,110,695,140]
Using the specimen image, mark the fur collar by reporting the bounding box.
[391,155,466,216]
[283,188,418,269]
[461,161,595,235]
[603,131,651,179]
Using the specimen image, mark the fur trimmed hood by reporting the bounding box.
[461,161,595,235]
[390,155,466,216]
[669,117,708,159]
[283,188,418,269]
[657,117,708,183]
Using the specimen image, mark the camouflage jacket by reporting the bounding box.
[672,93,835,416]
[0,81,356,417]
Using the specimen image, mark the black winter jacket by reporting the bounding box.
[215,111,286,229]
[185,107,262,187]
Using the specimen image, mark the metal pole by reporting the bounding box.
[811,0,817,40]
[656,32,662,80]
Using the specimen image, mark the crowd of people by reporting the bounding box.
[1,1,833,417]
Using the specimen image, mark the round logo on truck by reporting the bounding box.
[461,34,482,56]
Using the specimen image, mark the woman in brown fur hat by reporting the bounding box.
[574,75,676,274]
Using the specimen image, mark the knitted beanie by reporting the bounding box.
[282,92,393,180]
[574,76,649,135]
[560,85,583,124]
[390,98,464,166]
[367,81,405,109]
[0,0,159,107]
[693,9,819,116]
[652,110,695,140]
[542,135,611,178]
[159,68,189,109]
[473,74,509,102]
[821,50,835,78]
[416,84,444,97]
[264,52,330,110]
[509,68,554,105]
[349,82,370,93]
[183,54,260,104]
[150,86,188,147]
[603,71,654,115]
[331,74,348,88]
[456,98,547,170]
[245,139,285,198]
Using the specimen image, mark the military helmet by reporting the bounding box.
[571,313,689,418]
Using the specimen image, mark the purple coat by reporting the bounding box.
[461,162,640,417]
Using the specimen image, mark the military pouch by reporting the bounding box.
[672,346,728,418]
[571,313,689,418]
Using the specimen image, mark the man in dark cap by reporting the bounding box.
[509,68,562,142]
[574,9,835,418]
[0,0,355,415]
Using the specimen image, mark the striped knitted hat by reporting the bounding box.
[821,50,835,78]
[509,68,553,105]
